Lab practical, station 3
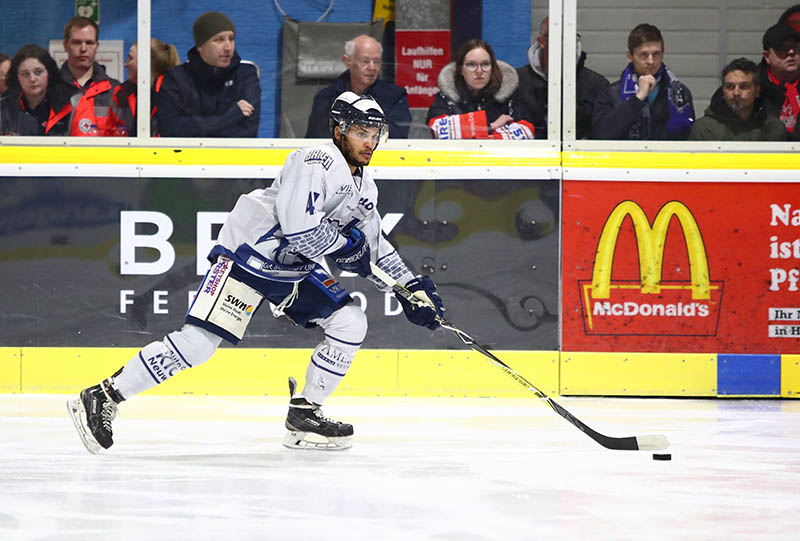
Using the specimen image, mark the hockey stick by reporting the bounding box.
[370,263,669,451]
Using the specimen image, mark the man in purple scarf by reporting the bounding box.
[592,23,694,140]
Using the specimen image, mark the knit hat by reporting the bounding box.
[762,23,799,51]
[193,12,235,47]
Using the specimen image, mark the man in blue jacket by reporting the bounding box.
[157,11,260,137]
[305,35,411,138]
[592,23,694,140]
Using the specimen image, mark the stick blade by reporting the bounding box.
[635,434,670,451]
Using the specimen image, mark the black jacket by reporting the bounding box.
[689,87,787,141]
[0,83,76,136]
[758,60,800,140]
[157,48,260,137]
[592,71,694,140]
[305,71,411,138]
[425,61,526,130]
[516,43,608,139]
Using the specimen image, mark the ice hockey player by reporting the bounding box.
[67,91,446,452]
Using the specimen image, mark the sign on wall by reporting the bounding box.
[0,177,559,350]
[562,180,800,354]
[394,29,450,108]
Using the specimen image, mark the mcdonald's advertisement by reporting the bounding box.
[562,180,800,354]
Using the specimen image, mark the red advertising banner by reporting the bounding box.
[562,180,800,354]
[395,29,450,108]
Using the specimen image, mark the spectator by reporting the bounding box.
[758,23,799,139]
[156,11,261,138]
[0,45,76,136]
[109,38,180,136]
[592,23,694,140]
[426,39,534,139]
[60,16,120,136]
[305,35,411,139]
[0,53,11,95]
[517,17,608,139]
[690,58,786,141]
[779,5,800,32]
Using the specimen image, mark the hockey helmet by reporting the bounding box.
[329,91,389,145]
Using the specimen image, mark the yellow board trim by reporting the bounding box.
[560,351,717,396]
[782,355,800,398]
[0,146,560,168]
[563,151,800,170]
[0,348,21,393]
[12,347,559,398]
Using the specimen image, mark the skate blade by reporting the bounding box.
[283,430,352,450]
[66,398,102,455]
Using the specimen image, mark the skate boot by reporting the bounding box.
[283,377,353,450]
[67,376,125,454]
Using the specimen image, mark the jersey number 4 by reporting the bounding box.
[306,192,320,215]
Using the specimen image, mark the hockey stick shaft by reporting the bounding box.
[370,263,669,452]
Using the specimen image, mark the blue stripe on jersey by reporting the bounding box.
[138,352,162,385]
[165,335,193,368]
[311,357,347,377]
[324,333,363,347]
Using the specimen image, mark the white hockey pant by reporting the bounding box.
[301,304,367,405]
[113,324,222,399]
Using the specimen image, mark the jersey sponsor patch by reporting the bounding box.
[206,276,263,340]
[304,149,334,170]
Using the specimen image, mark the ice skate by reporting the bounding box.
[283,377,353,450]
[67,381,122,454]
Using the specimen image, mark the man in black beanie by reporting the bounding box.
[156,11,261,137]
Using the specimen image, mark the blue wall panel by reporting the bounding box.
[717,354,781,396]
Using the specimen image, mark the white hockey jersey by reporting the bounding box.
[211,142,413,285]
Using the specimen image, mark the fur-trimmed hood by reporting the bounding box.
[436,59,519,103]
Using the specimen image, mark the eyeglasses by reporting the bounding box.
[464,61,491,72]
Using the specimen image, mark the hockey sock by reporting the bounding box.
[301,305,366,405]
[302,338,360,405]
[113,324,222,399]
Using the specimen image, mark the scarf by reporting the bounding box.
[618,63,694,137]
[767,68,799,133]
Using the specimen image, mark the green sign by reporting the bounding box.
[76,0,99,23]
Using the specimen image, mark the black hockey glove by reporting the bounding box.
[331,226,371,277]
[397,275,445,330]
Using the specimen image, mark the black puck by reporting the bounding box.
[652,453,672,461]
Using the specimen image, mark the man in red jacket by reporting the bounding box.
[60,16,119,136]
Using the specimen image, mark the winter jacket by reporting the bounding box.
[426,60,532,139]
[108,75,165,136]
[516,40,609,139]
[305,70,411,138]
[156,48,260,137]
[60,62,119,136]
[0,83,77,136]
[758,60,800,140]
[689,87,787,141]
[592,70,694,140]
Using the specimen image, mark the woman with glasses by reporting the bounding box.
[426,38,533,139]
[0,45,77,136]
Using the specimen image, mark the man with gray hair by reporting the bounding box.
[305,34,411,138]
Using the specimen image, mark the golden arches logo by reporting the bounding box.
[591,201,710,299]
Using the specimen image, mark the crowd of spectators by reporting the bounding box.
[1,8,798,141]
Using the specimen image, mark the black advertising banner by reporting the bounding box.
[1,177,558,350]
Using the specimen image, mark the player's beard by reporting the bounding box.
[337,133,372,168]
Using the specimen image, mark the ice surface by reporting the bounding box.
[0,395,798,540]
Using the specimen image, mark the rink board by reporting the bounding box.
[3,146,800,397]
[3,347,799,398]
[2,347,559,398]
